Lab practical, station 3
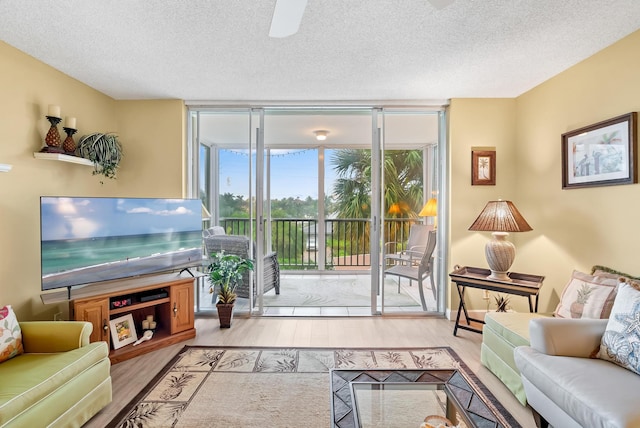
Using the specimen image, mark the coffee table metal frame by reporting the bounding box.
[330,368,505,428]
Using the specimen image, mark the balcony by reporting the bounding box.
[196,217,437,315]
[218,217,420,270]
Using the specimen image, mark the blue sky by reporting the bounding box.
[219,149,339,200]
[40,197,203,241]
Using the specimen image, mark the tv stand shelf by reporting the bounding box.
[110,297,171,316]
[62,273,195,364]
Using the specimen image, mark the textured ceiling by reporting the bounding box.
[1,0,640,102]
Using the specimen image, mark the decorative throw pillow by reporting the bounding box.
[597,281,640,375]
[591,265,640,282]
[0,305,24,363]
[554,270,619,319]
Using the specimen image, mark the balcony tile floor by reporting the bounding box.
[197,273,438,316]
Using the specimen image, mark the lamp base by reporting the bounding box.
[487,270,511,282]
[485,232,515,282]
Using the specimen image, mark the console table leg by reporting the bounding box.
[458,285,472,323]
[453,285,466,336]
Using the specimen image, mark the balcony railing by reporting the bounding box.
[218,218,419,270]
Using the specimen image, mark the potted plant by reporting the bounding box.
[76,132,123,181]
[207,251,253,328]
[494,294,510,312]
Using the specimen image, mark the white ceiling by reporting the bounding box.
[2,0,640,102]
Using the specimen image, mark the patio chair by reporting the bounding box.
[203,234,280,299]
[384,229,437,311]
[384,224,433,265]
[202,226,225,238]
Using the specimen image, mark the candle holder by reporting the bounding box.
[62,127,77,154]
[43,115,63,153]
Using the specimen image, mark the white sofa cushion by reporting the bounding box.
[515,346,640,428]
[529,317,606,357]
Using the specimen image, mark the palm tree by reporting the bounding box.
[383,150,424,218]
[332,149,372,218]
[478,157,490,179]
[330,149,424,247]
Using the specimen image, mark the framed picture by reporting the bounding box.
[471,150,496,185]
[562,112,637,189]
[109,314,138,349]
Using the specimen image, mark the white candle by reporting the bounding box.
[146,315,154,322]
[64,116,76,129]
[149,321,157,329]
[48,105,60,117]
[142,320,150,330]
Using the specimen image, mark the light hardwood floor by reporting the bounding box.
[85,316,536,427]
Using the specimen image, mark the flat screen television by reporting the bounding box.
[40,197,203,291]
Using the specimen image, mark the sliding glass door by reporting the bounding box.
[192,109,256,315]
[378,109,441,314]
[189,106,444,316]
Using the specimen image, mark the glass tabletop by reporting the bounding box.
[352,382,460,428]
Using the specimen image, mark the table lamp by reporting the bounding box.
[468,200,532,281]
[419,197,438,228]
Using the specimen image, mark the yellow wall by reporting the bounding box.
[514,29,640,312]
[0,42,185,320]
[115,100,186,196]
[447,99,519,311]
[448,30,640,314]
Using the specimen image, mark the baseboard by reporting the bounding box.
[445,308,490,322]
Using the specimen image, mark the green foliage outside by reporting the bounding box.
[214,149,424,267]
[330,149,424,247]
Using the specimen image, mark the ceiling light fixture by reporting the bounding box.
[314,130,329,141]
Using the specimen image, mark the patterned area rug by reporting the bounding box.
[107,346,520,428]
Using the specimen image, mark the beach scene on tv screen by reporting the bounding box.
[41,197,203,290]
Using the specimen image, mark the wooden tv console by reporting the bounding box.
[44,272,196,364]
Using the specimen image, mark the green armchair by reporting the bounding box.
[0,321,112,427]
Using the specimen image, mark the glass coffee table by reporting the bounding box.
[330,369,507,428]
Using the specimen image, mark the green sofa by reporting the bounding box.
[481,311,550,405]
[0,321,112,427]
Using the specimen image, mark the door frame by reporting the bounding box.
[187,104,447,316]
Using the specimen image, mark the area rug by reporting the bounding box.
[107,346,521,428]
[262,276,421,307]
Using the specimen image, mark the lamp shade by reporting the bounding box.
[419,198,437,217]
[468,200,532,232]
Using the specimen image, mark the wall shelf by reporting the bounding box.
[33,152,94,166]
[0,164,12,172]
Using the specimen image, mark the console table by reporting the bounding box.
[449,266,544,336]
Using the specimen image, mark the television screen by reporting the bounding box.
[40,197,203,291]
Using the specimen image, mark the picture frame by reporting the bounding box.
[471,150,496,185]
[109,314,138,349]
[562,112,637,189]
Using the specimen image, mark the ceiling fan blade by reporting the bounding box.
[269,0,308,38]
[428,0,455,9]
